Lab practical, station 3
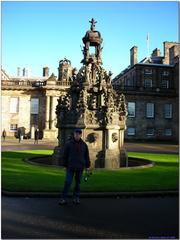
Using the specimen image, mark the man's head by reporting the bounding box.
[73,129,82,141]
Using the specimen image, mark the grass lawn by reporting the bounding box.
[1,150,179,192]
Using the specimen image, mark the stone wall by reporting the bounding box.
[125,95,178,141]
[113,61,179,142]
[2,90,31,136]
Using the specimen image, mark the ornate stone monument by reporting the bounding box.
[53,18,127,169]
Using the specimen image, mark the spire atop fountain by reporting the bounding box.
[82,18,103,65]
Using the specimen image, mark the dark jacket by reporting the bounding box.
[35,130,39,140]
[2,130,6,137]
[63,138,90,169]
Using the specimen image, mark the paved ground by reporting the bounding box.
[1,138,58,151]
[2,196,179,239]
[1,138,179,153]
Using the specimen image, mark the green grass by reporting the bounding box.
[1,150,179,192]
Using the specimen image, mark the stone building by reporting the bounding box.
[112,41,179,142]
[1,60,73,139]
[2,39,179,142]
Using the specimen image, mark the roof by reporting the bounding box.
[113,57,174,82]
[140,56,164,64]
[1,69,10,80]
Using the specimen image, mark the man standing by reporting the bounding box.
[59,129,90,205]
[34,128,39,144]
[2,129,6,141]
[17,128,22,143]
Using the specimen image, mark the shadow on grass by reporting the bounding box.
[2,150,60,175]
[156,162,179,167]
[2,151,52,160]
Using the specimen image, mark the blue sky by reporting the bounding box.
[1,1,179,78]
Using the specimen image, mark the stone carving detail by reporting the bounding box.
[86,132,98,143]
[112,133,118,142]
[118,93,128,120]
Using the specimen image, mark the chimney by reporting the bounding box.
[151,48,161,57]
[163,41,179,64]
[169,45,179,65]
[17,67,21,77]
[43,67,49,77]
[25,68,29,77]
[23,67,29,77]
[22,68,26,77]
[130,46,138,67]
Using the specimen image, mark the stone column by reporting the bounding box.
[31,125,35,139]
[119,130,123,148]
[45,96,50,129]
[51,97,56,130]
[50,96,56,129]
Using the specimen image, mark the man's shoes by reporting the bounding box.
[59,199,67,205]
[73,198,80,204]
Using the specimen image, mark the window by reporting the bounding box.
[125,77,133,87]
[161,79,169,89]
[144,68,152,75]
[10,97,19,113]
[144,79,152,88]
[31,98,39,114]
[146,128,155,136]
[164,129,172,136]
[162,71,169,76]
[128,102,135,117]
[10,124,18,131]
[127,128,135,136]
[164,104,172,119]
[146,103,154,118]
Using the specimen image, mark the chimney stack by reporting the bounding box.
[151,48,161,57]
[25,68,29,77]
[17,67,21,77]
[22,67,29,77]
[22,68,26,77]
[43,67,49,77]
[163,41,179,65]
[169,45,179,65]
[130,46,138,67]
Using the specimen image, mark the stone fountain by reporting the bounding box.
[53,18,128,169]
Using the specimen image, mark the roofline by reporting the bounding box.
[163,41,179,45]
[113,63,174,81]
[136,63,174,67]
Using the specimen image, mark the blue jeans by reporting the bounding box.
[62,168,83,199]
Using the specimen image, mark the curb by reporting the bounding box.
[2,190,178,198]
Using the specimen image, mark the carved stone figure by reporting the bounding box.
[86,132,98,143]
[112,133,118,142]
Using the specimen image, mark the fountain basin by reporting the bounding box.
[24,155,154,170]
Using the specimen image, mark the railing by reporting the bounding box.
[1,80,32,86]
[1,80,71,87]
[56,81,71,86]
[113,84,176,93]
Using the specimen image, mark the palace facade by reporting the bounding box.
[1,59,73,139]
[1,41,179,142]
[112,41,179,142]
